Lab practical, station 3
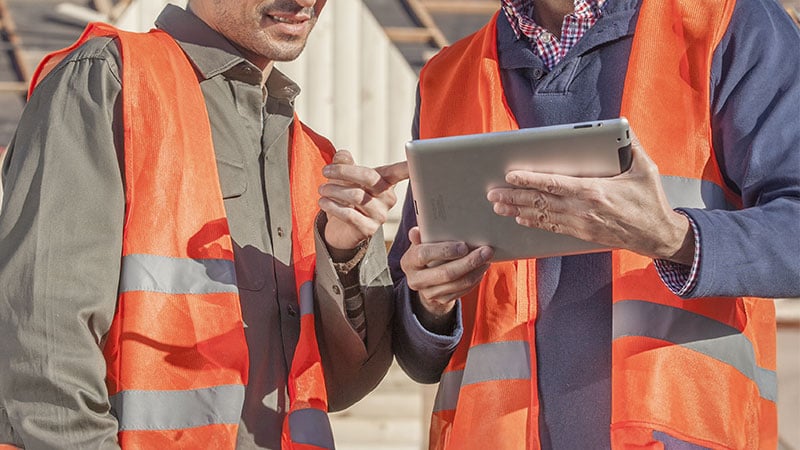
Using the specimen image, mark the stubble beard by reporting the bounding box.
[215,1,318,63]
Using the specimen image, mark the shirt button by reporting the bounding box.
[332,285,341,295]
[540,32,553,44]
[532,68,545,79]
[277,227,285,238]
[287,304,297,317]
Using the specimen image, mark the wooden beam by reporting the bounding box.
[0,0,31,83]
[787,6,800,25]
[402,0,449,48]
[384,26,434,44]
[92,0,113,16]
[0,81,27,92]
[421,0,499,15]
[109,0,134,22]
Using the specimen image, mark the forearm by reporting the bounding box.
[392,280,462,384]
[686,0,800,299]
[680,200,800,298]
[387,190,461,383]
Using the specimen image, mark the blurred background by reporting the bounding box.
[0,0,797,448]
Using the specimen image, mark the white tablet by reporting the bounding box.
[405,118,632,261]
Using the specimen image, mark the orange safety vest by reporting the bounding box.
[17,23,335,450]
[418,0,777,449]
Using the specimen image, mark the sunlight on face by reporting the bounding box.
[192,0,324,68]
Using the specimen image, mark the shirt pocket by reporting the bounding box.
[216,157,246,199]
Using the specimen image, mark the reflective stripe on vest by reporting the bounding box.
[417,0,777,448]
[283,281,335,449]
[613,300,777,402]
[433,340,531,413]
[110,385,245,431]
[434,306,777,412]
[30,23,336,449]
[119,254,238,294]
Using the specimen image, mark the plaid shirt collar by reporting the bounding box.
[501,0,606,69]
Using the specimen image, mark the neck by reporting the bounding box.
[532,0,574,37]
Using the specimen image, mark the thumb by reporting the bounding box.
[408,226,422,245]
[628,130,657,172]
[332,149,355,165]
[376,161,409,186]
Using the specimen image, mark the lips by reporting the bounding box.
[267,14,307,24]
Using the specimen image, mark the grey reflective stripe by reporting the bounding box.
[289,408,335,449]
[433,370,464,413]
[119,254,238,294]
[613,300,777,402]
[299,281,314,316]
[433,340,531,412]
[110,384,245,431]
[661,175,736,211]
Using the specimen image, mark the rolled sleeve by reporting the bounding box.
[313,216,394,411]
[654,211,701,297]
[393,280,462,384]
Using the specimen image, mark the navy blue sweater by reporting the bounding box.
[390,0,800,448]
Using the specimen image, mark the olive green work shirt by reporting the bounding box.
[0,5,393,449]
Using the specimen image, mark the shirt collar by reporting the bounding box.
[497,0,641,70]
[501,0,608,41]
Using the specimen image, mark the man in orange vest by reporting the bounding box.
[0,0,409,449]
[389,0,800,448]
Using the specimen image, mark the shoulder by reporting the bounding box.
[422,14,498,75]
[726,0,799,40]
[713,0,800,76]
[38,36,122,88]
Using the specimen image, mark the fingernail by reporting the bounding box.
[479,247,492,260]
[323,166,332,176]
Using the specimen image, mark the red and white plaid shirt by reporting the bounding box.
[502,0,606,69]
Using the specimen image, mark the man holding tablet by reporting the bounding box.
[389,0,800,448]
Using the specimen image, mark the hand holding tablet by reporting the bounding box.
[405,118,632,261]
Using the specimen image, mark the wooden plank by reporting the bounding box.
[109,0,134,22]
[0,0,31,83]
[0,81,27,92]
[787,6,800,25]
[384,26,434,43]
[92,0,113,16]
[402,0,449,48]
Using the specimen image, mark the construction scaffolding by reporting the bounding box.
[0,0,30,94]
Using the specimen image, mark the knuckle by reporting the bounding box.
[538,211,549,223]
[532,193,547,209]
[374,209,388,223]
[468,252,485,269]
[545,180,561,194]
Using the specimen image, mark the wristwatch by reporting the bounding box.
[331,238,370,275]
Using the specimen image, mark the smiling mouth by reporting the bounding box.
[268,15,307,24]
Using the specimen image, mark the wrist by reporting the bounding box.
[412,293,457,335]
[658,211,695,265]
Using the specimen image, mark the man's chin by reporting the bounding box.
[266,45,309,62]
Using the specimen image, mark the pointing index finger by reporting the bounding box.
[376,161,409,186]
